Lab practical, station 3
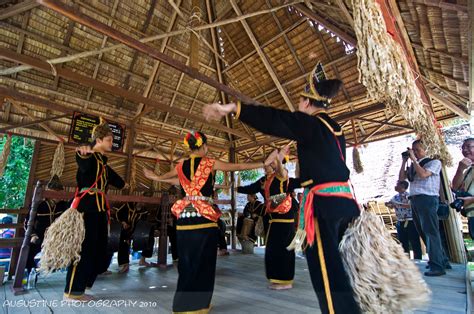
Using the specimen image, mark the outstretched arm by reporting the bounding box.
[203,102,307,142]
[144,167,178,182]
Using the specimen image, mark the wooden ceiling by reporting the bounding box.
[0,0,471,164]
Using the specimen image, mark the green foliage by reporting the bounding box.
[214,169,261,185]
[0,136,35,209]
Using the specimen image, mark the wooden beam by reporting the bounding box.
[294,3,357,46]
[0,0,39,20]
[0,86,230,152]
[206,0,235,144]
[133,0,181,121]
[411,42,468,64]
[354,117,412,130]
[37,0,261,105]
[1,1,298,77]
[0,112,69,133]
[0,48,250,139]
[428,90,470,120]
[230,0,295,111]
[189,0,200,68]
[333,0,354,27]
[413,0,467,12]
[222,18,306,74]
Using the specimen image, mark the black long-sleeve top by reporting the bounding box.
[116,202,148,230]
[237,103,350,188]
[237,175,302,200]
[76,152,125,213]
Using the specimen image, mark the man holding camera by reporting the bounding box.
[399,140,448,276]
[452,138,474,239]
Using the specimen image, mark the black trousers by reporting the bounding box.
[26,242,41,272]
[217,219,227,250]
[305,196,360,314]
[173,217,218,313]
[64,211,108,296]
[396,220,422,259]
[265,214,295,284]
[117,226,155,266]
[168,224,178,260]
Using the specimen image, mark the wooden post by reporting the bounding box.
[124,125,135,190]
[158,192,170,268]
[8,140,40,280]
[229,147,237,249]
[12,180,44,294]
[439,165,466,263]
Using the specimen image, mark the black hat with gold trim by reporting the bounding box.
[300,63,343,108]
[92,117,112,141]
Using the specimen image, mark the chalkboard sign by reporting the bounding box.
[68,112,125,152]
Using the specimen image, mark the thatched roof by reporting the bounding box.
[0,0,470,166]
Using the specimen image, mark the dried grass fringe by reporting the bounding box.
[50,142,65,179]
[339,211,431,313]
[40,208,85,274]
[352,0,451,165]
[0,134,12,177]
[352,146,364,174]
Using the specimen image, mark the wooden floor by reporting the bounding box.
[0,248,469,313]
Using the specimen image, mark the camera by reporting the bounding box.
[401,151,410,158]
[450,190,471,215]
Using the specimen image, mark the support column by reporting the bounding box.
[229,147,237,249]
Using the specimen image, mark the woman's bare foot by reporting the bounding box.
[217,249,229,256]
[268,283,292,290]
[138,258,151,267]
[63,294,94,302]
[118,264,129,273]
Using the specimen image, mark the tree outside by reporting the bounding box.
[0,136,35,209]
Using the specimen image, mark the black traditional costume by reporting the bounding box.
[64,151,125,298]
[232,78,361,312]
[171,156,220,313]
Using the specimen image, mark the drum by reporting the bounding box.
[132,220,155,252]
[239,218,254,239]
[107,219,122,253]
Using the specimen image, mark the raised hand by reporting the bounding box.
[76,145,93,155]
[143,167,157,181]
[203,103,236,121]
[264,149,279,167]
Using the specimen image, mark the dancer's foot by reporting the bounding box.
[63,294,94,302]
[99,270,112,275]
[138,258,151,267]
[424,270,446,277]
[217,249,229,256]
[118,264,129,273]
[268,283,292,290]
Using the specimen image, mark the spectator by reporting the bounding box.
[451,138,474,238]
[399,140,449,276]
[385,181,422,259]
[0,216,15,270]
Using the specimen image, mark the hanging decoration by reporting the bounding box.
[0,134,12,177]
[50,141,65,179]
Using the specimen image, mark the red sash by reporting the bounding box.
[171,157,220,222]
[264,174,292,214]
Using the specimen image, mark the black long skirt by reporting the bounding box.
[265,209,296,285]
[172,216,218,313]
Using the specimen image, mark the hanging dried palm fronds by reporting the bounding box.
[0,134,12,177]
[352,146,363,173]
[50,141,65,179]
[130,157,137,192]
[352,0,451,165]
[40,208,85,274]
[339,211,431,312]
[152,159,161,191]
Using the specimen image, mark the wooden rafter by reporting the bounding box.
[206,0,234,144]
[134,0,182,121]
[0,112,69,133]
[0,48,249,139]
[427,90,470,120]
[0,0,39,20]
[0,86,229,152]
[354,117,412,130]
[411,42,468,64]
[294,3,357,46]
[87,0,129,102]
[222,18,306,74]
[333,0,354,27]
[230,0,295,111]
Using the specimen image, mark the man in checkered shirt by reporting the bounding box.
[399,139,449,277]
